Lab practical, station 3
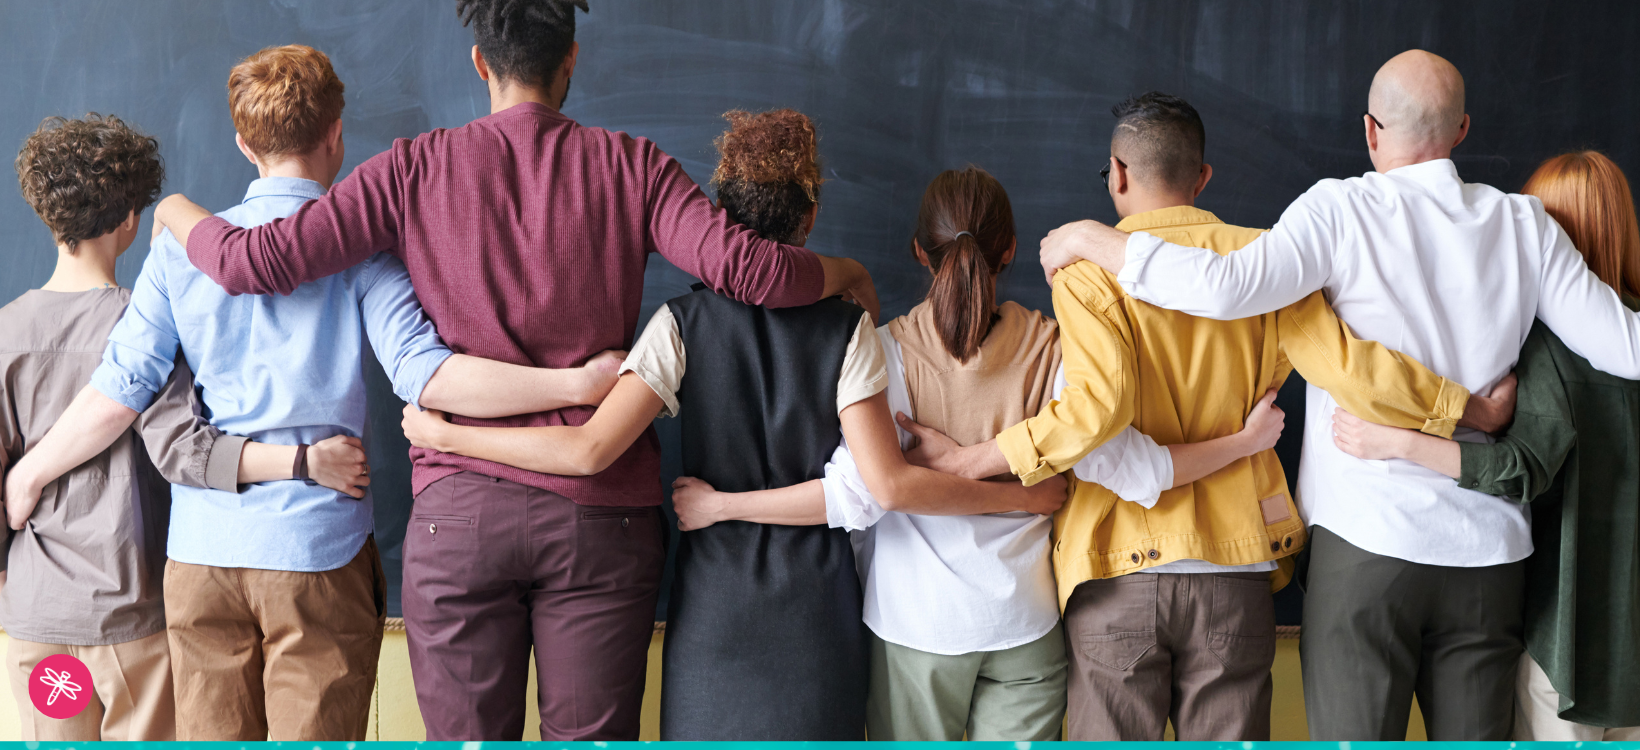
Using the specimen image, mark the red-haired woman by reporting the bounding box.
[1332,151,1640,740]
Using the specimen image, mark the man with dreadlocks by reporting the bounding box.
[152,0,880,741]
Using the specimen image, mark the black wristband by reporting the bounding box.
[294,444,310,481]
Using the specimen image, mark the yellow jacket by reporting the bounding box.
[995,206,1470,610]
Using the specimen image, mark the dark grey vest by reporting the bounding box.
[659,287,868,740]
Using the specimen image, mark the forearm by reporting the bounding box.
[1166,433,1252,488]
[419,354,597,418]
[10,386,138,495]
[877,467,1038,515]
[816,255,866,302]
[1388,430,1462,478]
[237,443,298,484]
[420,372,664,476]
[715,480,827,526]
[936,439,1011,481]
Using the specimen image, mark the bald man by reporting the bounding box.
[1033,50,1640,740]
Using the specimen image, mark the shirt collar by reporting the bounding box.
[1114,205,1224,233]
[243,176,326,204]
[1383,158,1461,185]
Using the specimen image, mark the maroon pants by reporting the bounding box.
[402,472,664,740]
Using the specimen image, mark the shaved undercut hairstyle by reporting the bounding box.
[457,0,588,88]
[1111,92,1205,192]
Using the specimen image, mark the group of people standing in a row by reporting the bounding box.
[1,0,1637,743]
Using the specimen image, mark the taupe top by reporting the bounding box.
[0,288,242,645]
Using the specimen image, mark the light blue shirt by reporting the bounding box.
[91,177,452,572]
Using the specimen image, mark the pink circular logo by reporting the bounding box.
[29,653,92,719]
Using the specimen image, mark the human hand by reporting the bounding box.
[1332,408,1415,461]
[840,258,881,324]
[897,412,968,476]
[580,350,627,405]
[3,465,42,531]
[1019,472,1069,516]
[1236,389,1286,456]
[401,405,451,452]
[308,435,370,499]
[1459,372,1517,434]
[1039,219,1130,285]
[671,476,727,531]
[152,194,211,248]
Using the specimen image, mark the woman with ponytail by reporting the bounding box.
[671,166,1289,740]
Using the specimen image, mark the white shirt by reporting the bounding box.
[821,326,1179,655]
[1116,159,1640,567]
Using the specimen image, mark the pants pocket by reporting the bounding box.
[1206,574,1276,671]
[1066,575,1158,672]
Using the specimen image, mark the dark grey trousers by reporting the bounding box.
[1300,525,1523,740]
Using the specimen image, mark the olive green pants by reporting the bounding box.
[865,624,1067,741]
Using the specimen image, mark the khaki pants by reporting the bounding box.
[6,630,174,741]
[164,536,386,741]
[1063,572,1276,741]
[866,624,1067,741]
[1515,653,1640,740]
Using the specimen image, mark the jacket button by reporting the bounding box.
[621,517,630,528]
[1284,537,1293,549]
[1147,549,1160,560]
[429,523,437,534]
[1131,552,1141,564]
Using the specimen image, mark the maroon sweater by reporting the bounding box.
[186,102,825,506]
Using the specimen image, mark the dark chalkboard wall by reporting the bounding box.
[2,1,1636,620]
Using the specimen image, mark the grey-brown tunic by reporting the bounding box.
[0,288,242,646]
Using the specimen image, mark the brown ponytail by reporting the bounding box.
[913,167,1016,362]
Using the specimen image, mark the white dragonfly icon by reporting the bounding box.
[38,667,82,706]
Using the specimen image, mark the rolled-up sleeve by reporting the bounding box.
[996,268,1138,486]
[357,255,454,407]
[92,236,184,413]
[820,440,888,531]
[1049,365,1173,506]
[618,305,687,418]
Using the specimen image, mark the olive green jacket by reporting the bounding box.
[1459,308,1640,727]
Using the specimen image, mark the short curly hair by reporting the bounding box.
[15,114,164,253]
[710,109,823,245]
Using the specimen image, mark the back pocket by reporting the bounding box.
[1067,575,1159,672]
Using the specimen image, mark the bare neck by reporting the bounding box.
[489,79,559,115]
[1116,189,1198,220]
[41,236,121,292]
[258,154,336,190]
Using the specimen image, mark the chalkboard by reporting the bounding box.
[2,1,1636,620]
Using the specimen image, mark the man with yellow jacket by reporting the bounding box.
[899,92,1511,741]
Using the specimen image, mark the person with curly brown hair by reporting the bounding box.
[0,114,370,741]
[400,109,1062,740]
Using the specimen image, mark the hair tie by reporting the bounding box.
[953,231,975,240]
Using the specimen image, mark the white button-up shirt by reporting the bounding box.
[1116,159,1640,567]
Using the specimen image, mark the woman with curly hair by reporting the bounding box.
[402,109,1067,739]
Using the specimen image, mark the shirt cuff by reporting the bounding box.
[998,421,1058,487]
[619,360,680,418]
[1454,441,1493,492]
[401,349,456,409]
[1115,231,1165,295]
[89,364,160,414]
[1419,378,1472,439]
[205,434,249,493]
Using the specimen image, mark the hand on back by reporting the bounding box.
[1331,408,1412,461]
[307,435,370,499]
[1236,389,1286,456]
[1019,472,1069,516]
[671,476,725,531]
[1458,372,1517,434]
[580,349,628,405]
